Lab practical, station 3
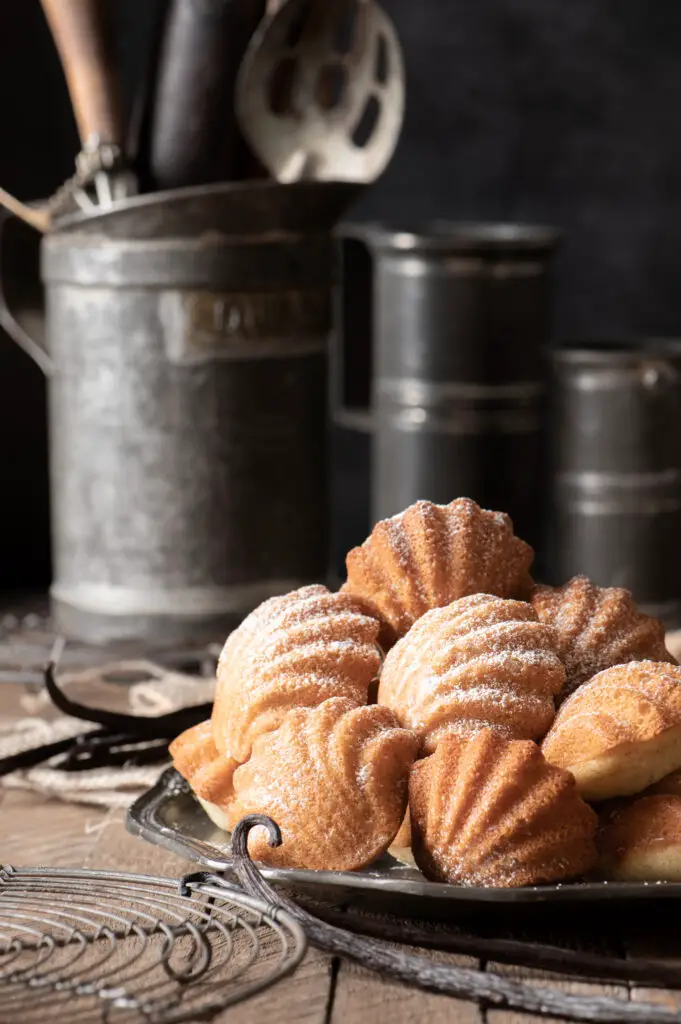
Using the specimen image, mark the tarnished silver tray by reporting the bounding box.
[127,768,681,916]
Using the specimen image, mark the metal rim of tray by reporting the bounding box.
[127,768,681,906]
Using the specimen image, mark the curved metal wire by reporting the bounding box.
[0,865,306,1023]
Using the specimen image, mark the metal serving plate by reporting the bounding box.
[127,768,681,917]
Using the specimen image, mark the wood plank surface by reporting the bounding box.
[332,957,483,1024]
[486,961,630,1024]
[1,788,103,867]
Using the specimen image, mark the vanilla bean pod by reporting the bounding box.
[303,904,681,990]
[44,661,212,737]
[0,661,211,776]
[60,733,171,772]
[0,729,105,777]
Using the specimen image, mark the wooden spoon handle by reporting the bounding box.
[39,0,125,146]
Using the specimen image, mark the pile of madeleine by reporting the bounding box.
[171,497,681,888]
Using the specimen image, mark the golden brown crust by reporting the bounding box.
[343,498,534,649]
[212,585,382,762]
[225,697,418,871]
[378,594,563,751]
[169,720,238,808]
[542,661,681,768]
[409,730,597,887]
[531,577,675,704]
[598,794,681,880]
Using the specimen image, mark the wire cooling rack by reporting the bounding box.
[0,865,306,1023]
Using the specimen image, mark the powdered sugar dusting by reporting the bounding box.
[344,498,534,647]
[379,594,562,749]
[228,698,416,871]
[542,660,681,767]
[213,585,383,762]
[531,576,675,704]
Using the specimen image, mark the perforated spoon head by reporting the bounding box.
[236,0,405,183]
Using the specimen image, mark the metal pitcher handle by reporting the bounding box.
[332,224,375,433]
[0,210,53,376]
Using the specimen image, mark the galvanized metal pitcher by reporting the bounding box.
[0,180,360,644]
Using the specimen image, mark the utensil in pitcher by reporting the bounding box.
[0,0,136,232]
[235,0,405,183]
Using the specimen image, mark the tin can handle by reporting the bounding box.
[641,355,681,389]
[332,226,375,431]
[0,212,53,376]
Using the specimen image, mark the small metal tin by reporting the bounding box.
[550,340,681,627]
[330,222,558,577]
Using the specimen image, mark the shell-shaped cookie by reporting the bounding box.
[542,661,681,800]
[531,576,675,705]
[225,697,418,871]
[378,593,564,752]
[410,730,598,887]
[169,720,239,830]
[212,585,382,762]
[342,498,534,648]
[598,794,681,881]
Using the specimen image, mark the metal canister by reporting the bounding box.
[550,342,681,626]
[368,223,558,549]
[329,225,374,581]
[0,182,358,644]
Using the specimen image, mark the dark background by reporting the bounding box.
[3,0,681,590]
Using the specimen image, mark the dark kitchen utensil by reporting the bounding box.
[4,851,674,1024]
[125,0,170,191]
[236,0,405,182]
[330,222,558,577]
[147,0,267,190]
[550,340,681,627]
[329,223,373,580]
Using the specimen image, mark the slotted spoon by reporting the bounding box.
[235,0,405,183]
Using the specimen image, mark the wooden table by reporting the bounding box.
[2,605,681,1024]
